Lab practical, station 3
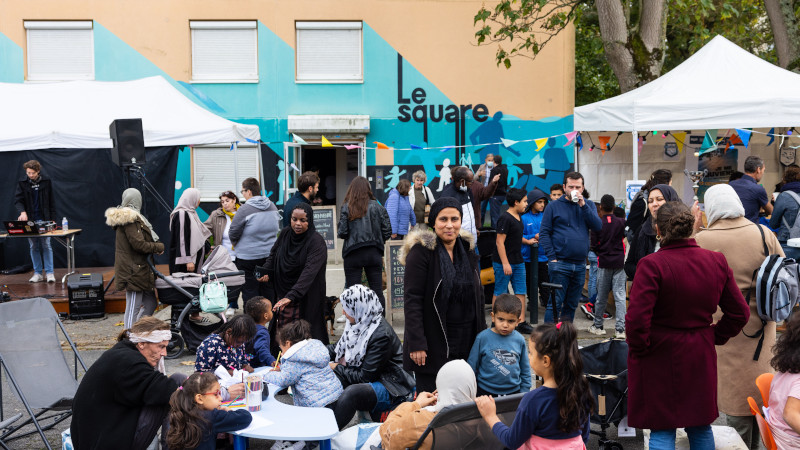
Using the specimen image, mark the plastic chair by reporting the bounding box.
[747,396,777,450]
[409,393,525,450]
[756,372,774,407]
[0,298,87,450]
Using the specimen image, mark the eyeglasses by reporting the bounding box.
[240,189,248,194]
[202,390,221,397]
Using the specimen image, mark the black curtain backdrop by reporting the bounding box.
[1,146,179,270]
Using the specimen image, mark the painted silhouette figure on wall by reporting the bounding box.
[384,166,407,192]
[437,158,452,192]
[469,111,505,161]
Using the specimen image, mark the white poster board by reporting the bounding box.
[625,180,646,213]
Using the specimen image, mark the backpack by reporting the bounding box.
[743,224,800,360]
[199,272,228,314]
[780,190,800,239]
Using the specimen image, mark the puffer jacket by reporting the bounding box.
[385,189,416,235]
[338,200,392,257]
[328,319,416,399]
[263,338,343,408]
[105,207,164,292]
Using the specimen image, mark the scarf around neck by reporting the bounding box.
[641,184,681,237]
[276,202,317,282]
[120,188,159,241]
[170,188,212,256]
[334,284,385,366]
[437,235,473,306]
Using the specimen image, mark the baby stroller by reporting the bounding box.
[580,338,629,450]
[149,246,245,359]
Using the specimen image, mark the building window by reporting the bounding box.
[25,21,94,81]
[190,21,258,82]
[296,21,362,83]
[192,145,260,201]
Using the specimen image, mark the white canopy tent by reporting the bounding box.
[0,76,259,151]
[574,35,800,179]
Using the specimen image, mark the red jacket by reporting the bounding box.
[626,239,749,429]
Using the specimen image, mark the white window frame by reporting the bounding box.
[190,21,258,83]
[191,144,260,202]
[296,21,363,84]
[24,21,94,81]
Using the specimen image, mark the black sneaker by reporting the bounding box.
[516,321,534,334]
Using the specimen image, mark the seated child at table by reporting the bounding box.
[244,296,276,368]
[467,294,532,396]
[476,322,592,449]
[767,313,800,448]
[263,319,343,408]
[168,372,252,450]
[195,315,256,400]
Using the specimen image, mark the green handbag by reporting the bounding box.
[199,272,228,314]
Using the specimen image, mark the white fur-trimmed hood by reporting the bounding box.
[398,227,475,265]
[104,206,144,227]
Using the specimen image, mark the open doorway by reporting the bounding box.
[301,146,360,208]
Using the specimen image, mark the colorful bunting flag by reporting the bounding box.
[321,136,333,147]
[410,144,423,150]
[344,144,360,150]
[565,131,578,145]
[638,137,644,154]
[735,129,752,148]
[598,136,610,150]
[534,138,548,151]
[730,133,743,145]
[292,134,308,145]
[374,141,389,150]
[576,134,583,151]
[699,130,718,155]
[673,132,687,153]
[440,146,453,153]
[290,163,300,172]
[768,128,775,146]
[500,138,518,148]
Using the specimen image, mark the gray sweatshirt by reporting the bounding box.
[228,196,280,260]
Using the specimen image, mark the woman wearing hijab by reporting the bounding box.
[105,188,165,329]
[379,359,477,450]
[627,201,749,449]
[259,202,328,347]
[169,188,211,274]
[696,184,784,448]
[624,184,681,279]
[401,197,485,393]
[329,285,415,430]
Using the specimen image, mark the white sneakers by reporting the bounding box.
[587,325,606,336]
[46,273,56,283]
[225,308,235,317]
[615,330,626,339]
[29,273,43,283]
[336,316,347,323]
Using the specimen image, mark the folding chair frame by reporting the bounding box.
[0,302,88,450]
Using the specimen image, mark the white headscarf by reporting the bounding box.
[334,285,384,367]
[425,359,477,412]
[170,188,212,262]
[704,184,745,227]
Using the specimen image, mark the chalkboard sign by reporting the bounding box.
[385,241,405,311]
[311,206,337,251]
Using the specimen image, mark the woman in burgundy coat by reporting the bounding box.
[626,202,749,449]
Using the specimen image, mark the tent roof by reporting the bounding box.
[574,35,800,131]
[0,76,260,151]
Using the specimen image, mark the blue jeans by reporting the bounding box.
[649,426,714,450]
[781,243,800,260]
[28,237,54,275]
[480,199,490,227]
[545,261,585,322]
[587,251,598,303]
[489,195,506,229]
[593,268,626,331]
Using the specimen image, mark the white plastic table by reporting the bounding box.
[232,370,339,450]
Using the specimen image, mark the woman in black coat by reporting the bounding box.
[624,184,681,280]
[259,202,328,349]
[400,197,486,393]
[329,285,415,429]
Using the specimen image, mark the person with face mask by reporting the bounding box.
[440,166,480,243]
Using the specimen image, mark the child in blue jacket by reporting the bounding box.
[521,189,550,309]
[244,296,276,368]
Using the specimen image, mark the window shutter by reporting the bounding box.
[25,21,94,81]
[192,146,260,201]
[296,22,362,82]
[191,21,258,82]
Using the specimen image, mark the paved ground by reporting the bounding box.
[2,263,726,449]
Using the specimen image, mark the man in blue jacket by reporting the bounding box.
[538,172,602,322]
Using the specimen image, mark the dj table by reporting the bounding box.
[0,229,82,283]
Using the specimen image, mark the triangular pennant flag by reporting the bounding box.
[598,136,610,150]
[736,129,752,148]
[601,147,606,156]
[700,130,718,154]
[374,141,389,150]
[440,146,453,153]
[564,131,578,145]
[292,134,308,145]
[344,144,360,150]
[229,143,235,151]
[534,138,548,151]
[673,132,687,153]
[245,138,259,144]
[501,138,518,148]
[410,144,423,150]
[768,128,775,146]
[730,133,743,145]
[576,134,583,151]
[321,136,333,147]
[638,137,644,154]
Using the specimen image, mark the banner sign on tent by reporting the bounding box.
[625,180,646,213]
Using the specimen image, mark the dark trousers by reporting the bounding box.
[133,373,187,450]
[343,247,385,310]
[234,257,267,309]
[414,373,437,394]
[331,383,378,430]
[489,195,506,229]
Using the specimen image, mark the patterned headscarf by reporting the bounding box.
[334,285,385,366]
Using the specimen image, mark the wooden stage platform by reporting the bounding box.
[1,265,170,315]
